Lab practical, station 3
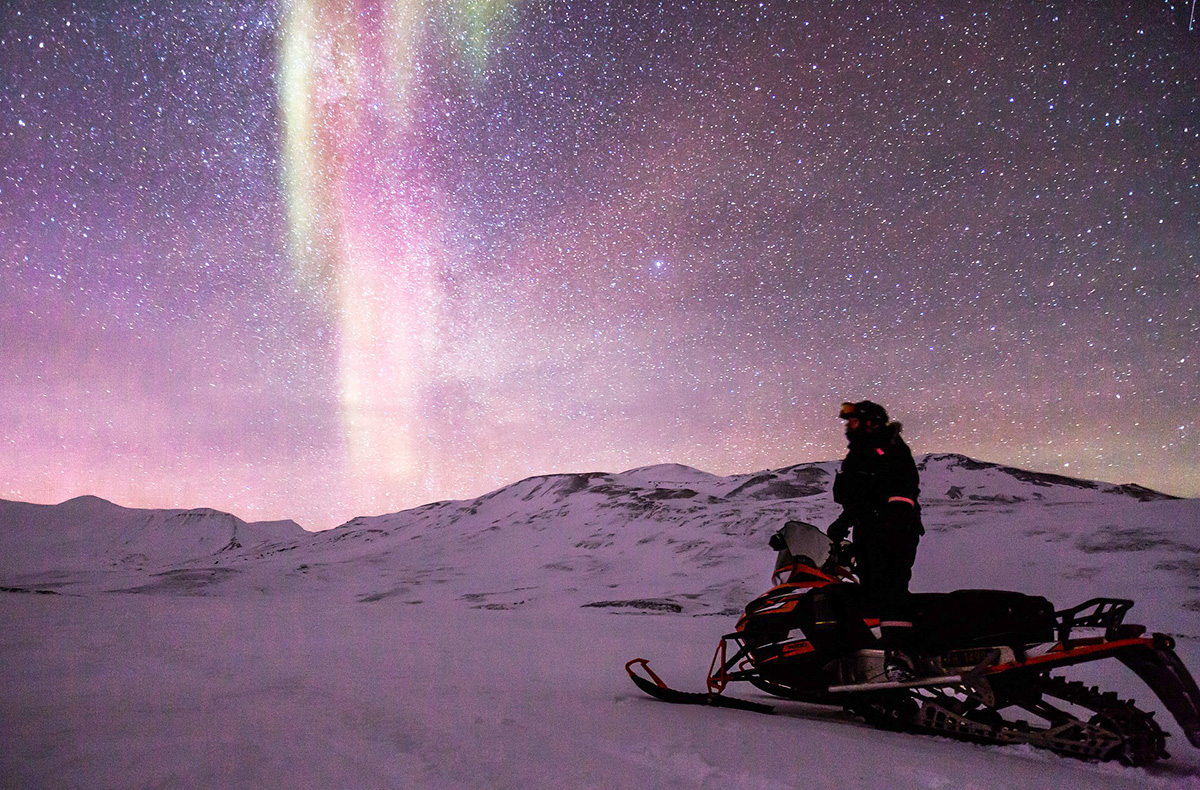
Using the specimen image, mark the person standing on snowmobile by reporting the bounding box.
[827,400,924,681]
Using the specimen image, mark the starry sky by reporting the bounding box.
[2,0,1198,530]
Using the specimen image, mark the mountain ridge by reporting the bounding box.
[3,454,1194,624]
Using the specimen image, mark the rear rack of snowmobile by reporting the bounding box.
[1054,598,1141,646]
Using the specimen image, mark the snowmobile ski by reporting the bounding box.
[625,659,775,713]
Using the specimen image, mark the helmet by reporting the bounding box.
[839,400,889,425]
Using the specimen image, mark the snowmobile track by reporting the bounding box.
[895,673,1169,766]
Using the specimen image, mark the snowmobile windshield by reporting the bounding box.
[772,520,832,577]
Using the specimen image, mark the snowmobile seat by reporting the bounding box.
[913,589,1056,655]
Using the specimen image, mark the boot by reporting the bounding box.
[884,650,916,682]
[881,620,920,681]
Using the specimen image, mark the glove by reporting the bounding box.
[826,514,851,544]
[823,539,854,573]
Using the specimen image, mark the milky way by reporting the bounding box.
[2,1,1198,529]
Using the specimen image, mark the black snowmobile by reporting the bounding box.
[627,520,1200,766]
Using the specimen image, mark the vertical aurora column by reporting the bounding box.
[279,0,499,511]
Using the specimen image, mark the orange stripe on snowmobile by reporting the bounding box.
[772,563,844,586]
[985,636,1159,674]
[747,599,801,617]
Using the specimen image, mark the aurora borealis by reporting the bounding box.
[2,1,1198,529]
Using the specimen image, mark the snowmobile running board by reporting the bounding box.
[827,673,969,694]
[625,659,775,714]
[827,649,1000,699]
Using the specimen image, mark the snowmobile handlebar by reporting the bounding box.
[827,539,854,566]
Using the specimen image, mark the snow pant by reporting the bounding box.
[853,516,921,656]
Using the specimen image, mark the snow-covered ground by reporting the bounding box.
[3,454,1199,788]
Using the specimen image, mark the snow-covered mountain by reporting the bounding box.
[4,454,1194,623]
[0,494,305,579]
[3,455,1199,788]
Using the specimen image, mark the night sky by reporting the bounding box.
[3,1,1198,530]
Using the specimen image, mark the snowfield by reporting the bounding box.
[3,454,1200,788]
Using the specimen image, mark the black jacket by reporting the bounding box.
[831,422,922,537]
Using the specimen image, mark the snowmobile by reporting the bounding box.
[626,520,1200,766]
